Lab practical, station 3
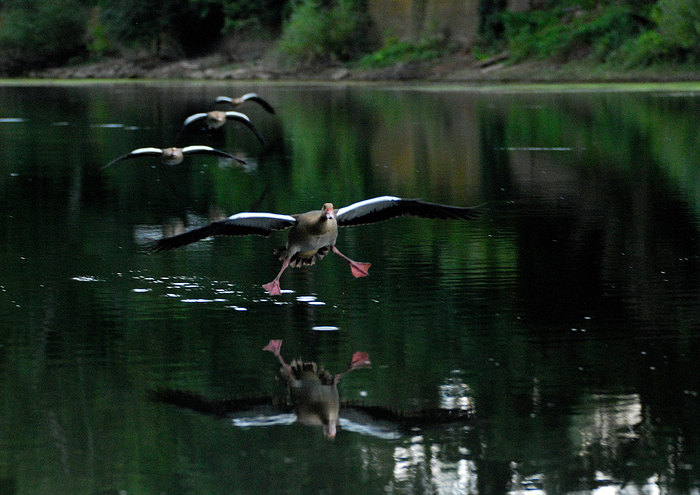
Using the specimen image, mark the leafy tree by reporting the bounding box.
[98,0,224,57]
[653,0,700,55]
[0,0,88,72]
[275,0,370,65]
[190,0,292,33]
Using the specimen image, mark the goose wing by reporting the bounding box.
[216,94,276,114]
[224,111,266,147]
[181,145,247,165]
[240,93,276,114]
[101,147,163,170]
[151,212,296,251]
[183,112,208,127]
[335,196,482,227]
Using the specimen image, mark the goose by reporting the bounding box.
[182,109,266,147]
[101,145,245,170]
[215,93,275,114]
[151,196,482,295]
[150,340,472,439]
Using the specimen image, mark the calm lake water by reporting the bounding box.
[1,81,699,494]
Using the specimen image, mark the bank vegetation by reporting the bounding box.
[2,0,700,79]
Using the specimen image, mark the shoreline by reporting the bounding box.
[23,54,700,85]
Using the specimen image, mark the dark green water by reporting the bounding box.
[0,82,699,494]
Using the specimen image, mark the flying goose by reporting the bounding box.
[215,93,275,114]
[150,196,482,295]
[182,109,266,147]
[102,145,245,170]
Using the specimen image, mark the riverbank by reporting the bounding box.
[28,53,700,84]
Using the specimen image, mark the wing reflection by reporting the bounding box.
[150,339,473,440]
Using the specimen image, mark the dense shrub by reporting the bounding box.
[275,0,369,65]
[215,0,292,33]
[653,0,700,56]
[502,3,646,62]
[98,0,225,57]
[357,36,447,68]
[0,0,88,72]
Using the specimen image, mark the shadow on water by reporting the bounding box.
[0,83,699,493]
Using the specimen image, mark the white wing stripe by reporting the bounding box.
[336,196,400,217]
[182,145,215,154]
[183,113,207,126]
[130,147,163,155]
[225,111,251,122]
[228,212,296,222]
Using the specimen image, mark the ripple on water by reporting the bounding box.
[311,326,339,332]
[71,276,104,282]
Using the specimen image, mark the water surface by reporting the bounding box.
[0,82,699,494]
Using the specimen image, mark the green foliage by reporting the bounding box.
[654,0,700,54]
[86,7,112,57]
[98,0,170,48]
[502,3,645,62]
[275,0,368,65]
[0,0,88,62]
[357,35,447,69]
[98,0,225,57]
[611,29,675,66]
[222,0,291,32]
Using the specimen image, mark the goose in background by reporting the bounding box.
[102,145,246,170]
[181,109,266,147]
[150,195,483,295]
[215,93,275,114]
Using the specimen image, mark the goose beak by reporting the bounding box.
[324,203,334,220]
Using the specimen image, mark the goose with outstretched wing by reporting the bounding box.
[150,196,483,295]
[181,109,266,147]
[215,93,275,114]
[102,145,246,170]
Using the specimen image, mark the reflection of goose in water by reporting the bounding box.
[215,93,275,114]
[149,340,473,439]
[181,109,266,147]
[263,339,370,438]
[101,145,245,170]
[150,196,483,295]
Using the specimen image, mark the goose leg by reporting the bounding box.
[263,257,291,295]
[263,339,292,375]
[331,246,371,278]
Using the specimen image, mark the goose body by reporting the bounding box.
[102,145,245,169]
[182,110,266,147]
[151,195,482,295]
[215,93,275,114]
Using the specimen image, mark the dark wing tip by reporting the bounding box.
[250,96,276,114]
[403,199,485,221]
[149,218,285,252]
[100,154,130,170]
